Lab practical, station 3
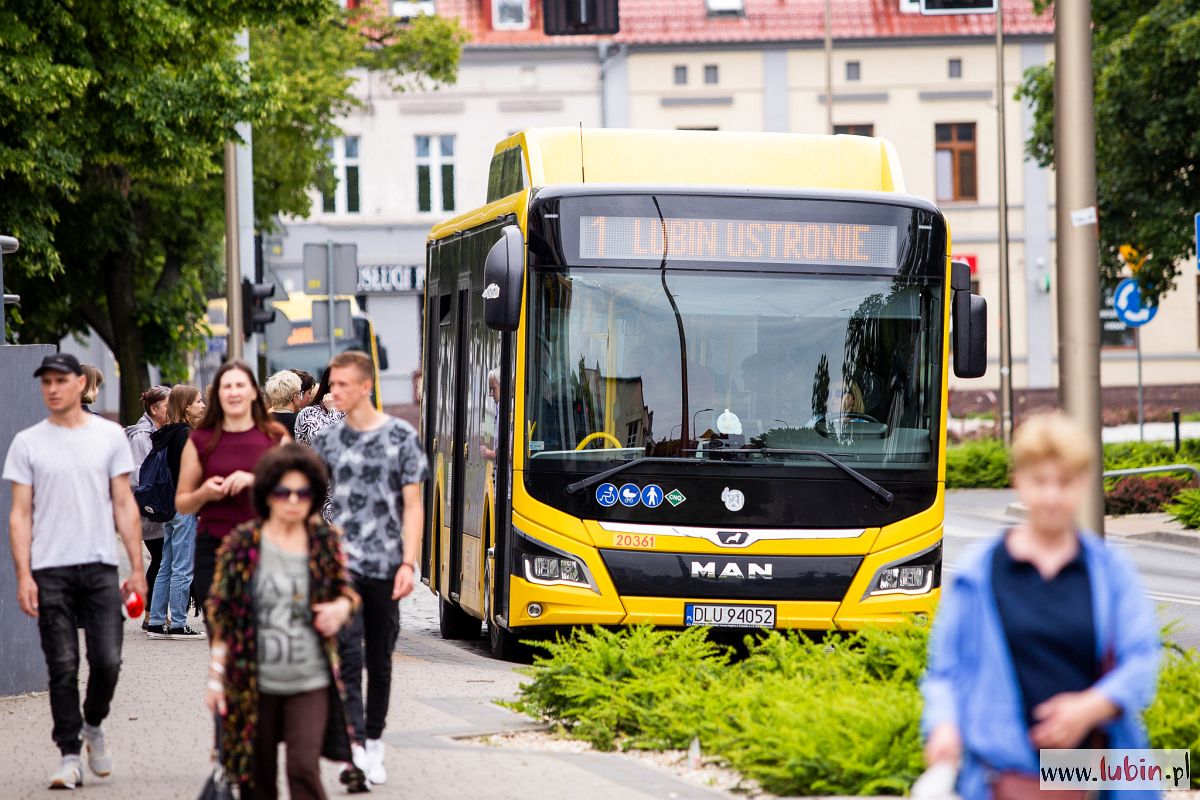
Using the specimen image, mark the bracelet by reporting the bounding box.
[209,661,226,675]
[207,679,223,692]
[400,562,415,571]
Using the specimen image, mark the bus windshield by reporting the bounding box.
[526,267,943,474]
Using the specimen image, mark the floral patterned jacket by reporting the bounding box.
[206,520,364,789]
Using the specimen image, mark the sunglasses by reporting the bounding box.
[269,486,314,501]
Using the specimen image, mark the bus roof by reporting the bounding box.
[430,128,907,240]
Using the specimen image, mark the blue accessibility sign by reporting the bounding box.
[640,484,664,508]
[595,483,618,507]
[1113,278,1157,328]
[618,483,642,507]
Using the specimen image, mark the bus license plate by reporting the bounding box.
[684,603,776,629]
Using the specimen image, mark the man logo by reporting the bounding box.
[717,531,749,546]
[689,561,773,580]
[482,283,501,300]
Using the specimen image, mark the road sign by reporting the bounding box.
[312,299,354,342]
[1113,278,1157,328]
[919,0,996,14]
[302,243,358,295]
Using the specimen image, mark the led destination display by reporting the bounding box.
[579,215,899,268]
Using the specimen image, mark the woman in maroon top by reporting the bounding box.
[176,361,288,615]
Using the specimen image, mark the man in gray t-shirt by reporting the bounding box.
[3,353,145,790]
[312,351,427,787]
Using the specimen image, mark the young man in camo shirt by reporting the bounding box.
[312,350,427,788]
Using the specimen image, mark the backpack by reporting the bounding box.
[133,446,176,522]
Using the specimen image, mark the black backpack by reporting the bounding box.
[133,446,176,522]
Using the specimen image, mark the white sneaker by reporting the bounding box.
[49,755,83,789]
[364,738,387,785]
[81,723,113,777]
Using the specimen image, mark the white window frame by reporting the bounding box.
[492,0,531,30]
[415,134,456,215]
[320,136,361,216]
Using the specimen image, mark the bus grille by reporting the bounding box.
[598,550,862,601]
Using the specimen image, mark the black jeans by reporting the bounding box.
[191,532,222,619]
[33,563,124,756]
[144,537,163,615]
[337,570,399,743]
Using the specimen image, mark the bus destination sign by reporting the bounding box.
[579,215,899,268]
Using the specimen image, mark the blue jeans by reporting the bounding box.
[148,512,197,627]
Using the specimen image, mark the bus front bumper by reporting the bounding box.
[504,525,942,632]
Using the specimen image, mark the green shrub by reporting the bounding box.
[1145,646,1200,770]
[1166,489,1200,530]
[518,625,1200,794]
[945,438,1010,488]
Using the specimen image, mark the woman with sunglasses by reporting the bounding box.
[204,444,366,799]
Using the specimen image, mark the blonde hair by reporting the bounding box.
[1011,411,1095,477]
[81,364,104,405]
[264,370,302,409]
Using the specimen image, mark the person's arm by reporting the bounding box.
[128,431,151,487]
[204,636,228,716]
[393,483,423,600]
[921,576,973,764]
[9,483,38,617]
[176,439,223,515]
[111,475,147,599]
[312,531,361,637]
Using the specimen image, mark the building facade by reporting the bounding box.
[275,0,1198,409]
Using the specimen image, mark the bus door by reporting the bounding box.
[447,280,471,603]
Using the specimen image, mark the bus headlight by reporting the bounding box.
[863,541,941,598]
[515,528,598,592]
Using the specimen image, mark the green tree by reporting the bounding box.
[1018,0,1200,304]
[0,0,464,422]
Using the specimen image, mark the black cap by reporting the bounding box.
[33,353,83,377]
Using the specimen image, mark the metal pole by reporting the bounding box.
[224,140,244,361]
[1136,330,1144,441]
[326,241,336,366]
[995,4,1014,446]
[824,0,834,134]
[235,29,257,377]
[1173,408,1182,453]
[1054,0,1105,535]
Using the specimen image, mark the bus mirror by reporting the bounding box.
[953,291,988,379]
[484,225,525,332]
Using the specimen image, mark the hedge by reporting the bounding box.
[517,625,1200,796]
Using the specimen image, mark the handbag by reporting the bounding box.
[198,716,238,800]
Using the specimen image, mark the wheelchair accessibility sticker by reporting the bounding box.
[595,483,618,507]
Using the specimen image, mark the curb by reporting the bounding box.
[1004,502,1200,549]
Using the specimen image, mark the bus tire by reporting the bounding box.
[438,596,482,640]
[487,616,527,662]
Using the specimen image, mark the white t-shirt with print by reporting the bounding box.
[3,416,134,571]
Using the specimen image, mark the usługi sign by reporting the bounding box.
[356,265,424,294]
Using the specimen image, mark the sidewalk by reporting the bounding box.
[0,583,734,800]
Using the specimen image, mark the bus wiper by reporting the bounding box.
[685,448,895,505]
[564,457,700,496]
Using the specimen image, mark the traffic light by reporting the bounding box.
[242,277,276,339]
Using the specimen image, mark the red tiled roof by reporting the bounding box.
[437,0,1054,48]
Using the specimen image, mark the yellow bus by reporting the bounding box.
[421,128,987,658]
[204,292,388,409]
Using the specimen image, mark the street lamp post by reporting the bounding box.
[995,4,1014,446]
[1054,0,1105,534]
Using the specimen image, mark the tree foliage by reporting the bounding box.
[0,0,464,421]
[1018,0,1200,304]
